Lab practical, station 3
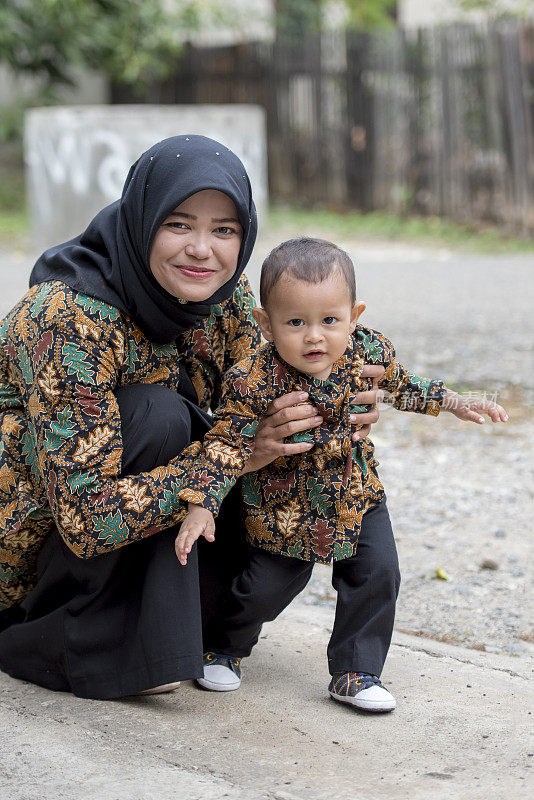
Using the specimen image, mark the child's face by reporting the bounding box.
[255,269,365,381]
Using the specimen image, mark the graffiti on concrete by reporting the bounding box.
[26,127,131,221]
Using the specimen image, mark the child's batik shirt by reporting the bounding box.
[179,326,446,564]
[0,276,260,610]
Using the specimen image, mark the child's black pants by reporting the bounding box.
[207,499,400,677]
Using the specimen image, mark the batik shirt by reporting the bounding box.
[0,276,260,610]
[178,328,446,564]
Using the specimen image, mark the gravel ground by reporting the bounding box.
[1,237,533,659]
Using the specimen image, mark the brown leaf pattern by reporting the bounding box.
[0,276,261,609]
[176,330,446,564]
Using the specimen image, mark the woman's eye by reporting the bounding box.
[323,317,337,325]
[288,319,304,327]
[215,226,236,235]
[165,221,188,230]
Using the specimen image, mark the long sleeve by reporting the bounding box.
[177,361,266,514]
[376,333,446,415]
[8,289,207,559]
[223,275,261,371]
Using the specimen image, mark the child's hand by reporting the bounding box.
[350,364,385,442]
[443,390,509,424]
[175,504,215,565]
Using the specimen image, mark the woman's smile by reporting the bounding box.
[173,264,217,279]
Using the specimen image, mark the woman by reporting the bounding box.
[0,135,380,699]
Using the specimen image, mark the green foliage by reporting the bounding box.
[275,0,323,33]
[341,0,397,30]
[457,0,531,18]
[0,1,398,93]
[0,0,215,90]
[276,0,396,34]
[0,99,32,144]
[0,161,25,212]
[0,91,55,151]
[0,209,27,241]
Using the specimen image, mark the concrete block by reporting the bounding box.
[24,105,268,250]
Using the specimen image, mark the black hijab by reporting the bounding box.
[30,135,257,343]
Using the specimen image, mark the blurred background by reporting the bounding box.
[0,1,532,657]
[1,0,534,242]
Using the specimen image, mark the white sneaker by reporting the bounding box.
[329,672,396,712]
[196,652,242,692]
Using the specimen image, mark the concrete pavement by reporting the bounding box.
[1,601,532,800]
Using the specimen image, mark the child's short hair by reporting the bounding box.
[260,237,356,307]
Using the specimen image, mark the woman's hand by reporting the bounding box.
[242,391,321,473]
[349,364,385,442]
[242,364,386,473]
[175,504,216,565]
[442,389,509,424]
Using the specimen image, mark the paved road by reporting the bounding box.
[3,240,533,390]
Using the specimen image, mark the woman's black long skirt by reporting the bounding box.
[0,383,246,699]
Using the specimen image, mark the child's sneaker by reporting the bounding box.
[196,652,242,691]
[328,672,396,712]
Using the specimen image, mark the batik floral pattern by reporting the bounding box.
[0,276,260,609]
[178,330,446,564]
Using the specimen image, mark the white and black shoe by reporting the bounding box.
[196,652,242,692]
[329,672,396,712]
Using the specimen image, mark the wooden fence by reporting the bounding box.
[113,22,534,234]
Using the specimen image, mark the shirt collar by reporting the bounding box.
[269,335,364,407]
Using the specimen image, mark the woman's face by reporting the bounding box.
[149,189,243,302]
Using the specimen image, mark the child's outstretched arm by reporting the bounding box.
[441,389,508,424]
[175,359,266,516]
[175,504,216,566]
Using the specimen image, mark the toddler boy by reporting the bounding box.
[176,238,507,712]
